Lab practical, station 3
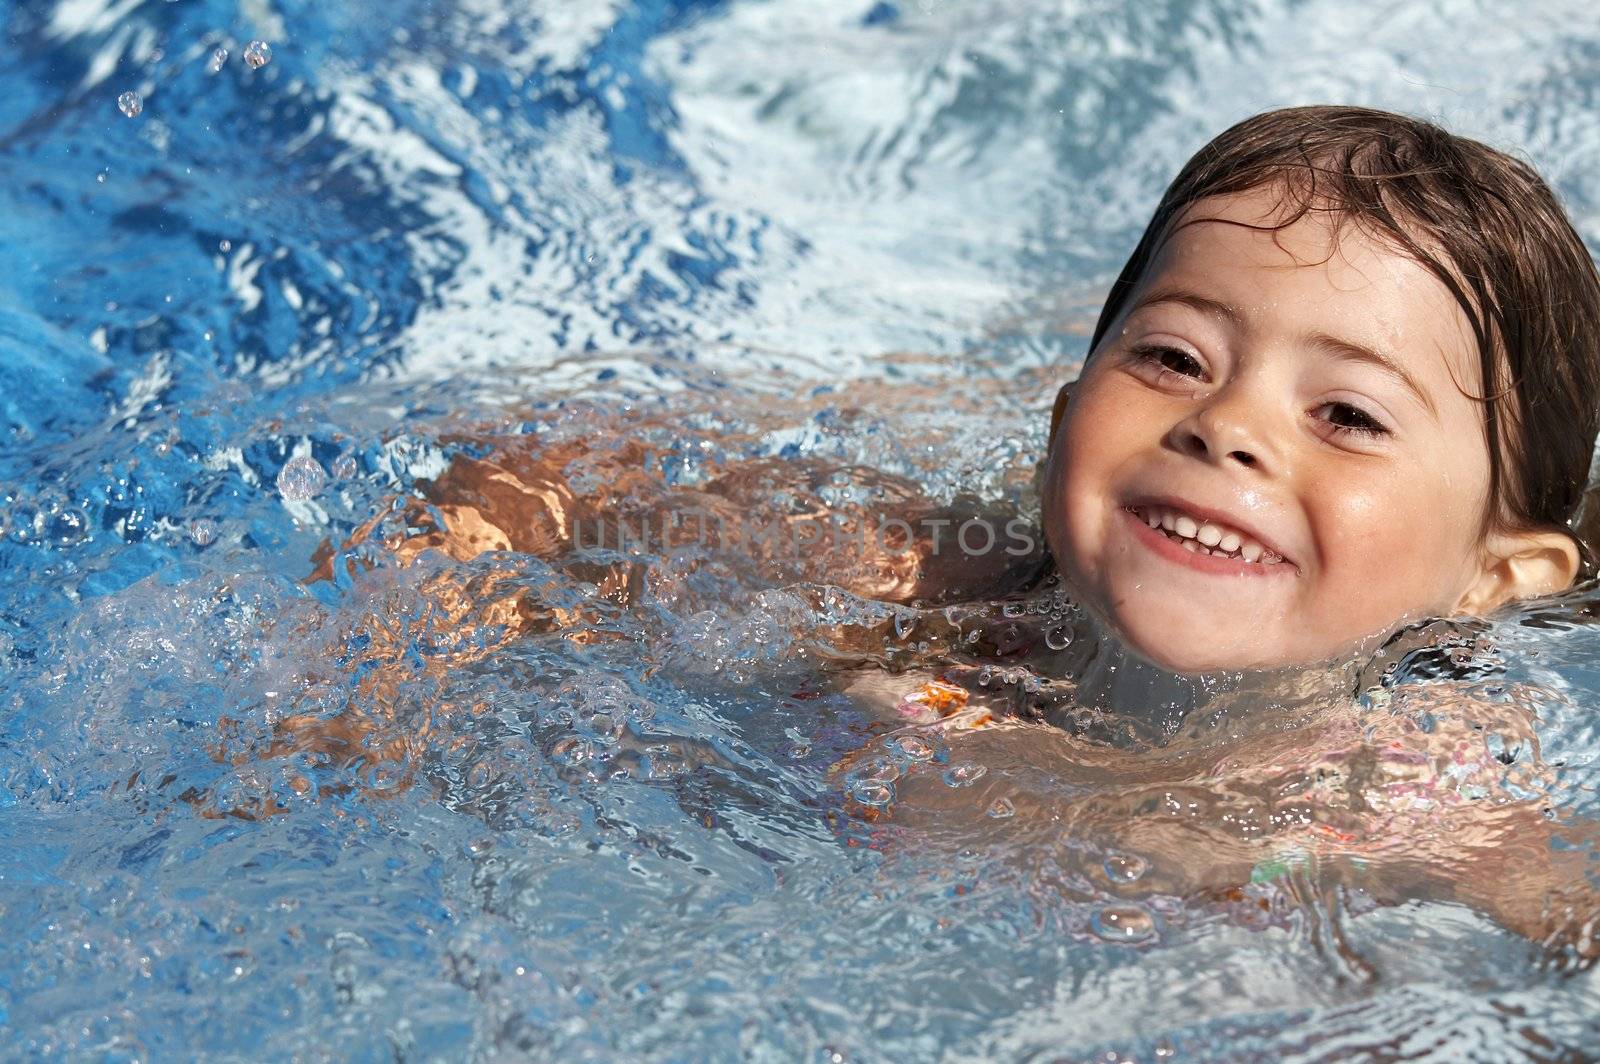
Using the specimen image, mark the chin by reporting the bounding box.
[1104,610,1298,675]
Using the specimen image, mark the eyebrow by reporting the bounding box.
[1128,286,1438,418]
[1302,332,1437,418]
[1130,287,1245,328]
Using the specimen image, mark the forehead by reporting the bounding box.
[1126,185,1483,398]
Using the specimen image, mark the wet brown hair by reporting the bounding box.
[1084,105,1600,557]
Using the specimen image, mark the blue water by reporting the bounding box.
[3,0,1600,1058]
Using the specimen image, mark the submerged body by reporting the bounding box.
[836,660,1598,968]
[195,423,1598,969]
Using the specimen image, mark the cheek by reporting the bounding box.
[1307,461,1483,599]
[1045,389,1126,539]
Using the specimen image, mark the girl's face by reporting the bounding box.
[1043,186,1497,673]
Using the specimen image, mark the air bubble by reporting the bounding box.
[49,508,90,548]
[331,453,358,480]
[219,239,232,253]
[846,756,900,786]
[848,780,894,807]
[1045,625,1073,650]
[1090,904,1156,943]
[357,753,403,791]
[1102,852,1150,883]
[276,455,327,501]
[886,734,935,763]
[207,48,228,74]
[986,797,1015,819]
[190,519,215,546]
[550,736,599,765]
[942,762,986,787]
[243,40,272,69]
[117,92,143,118]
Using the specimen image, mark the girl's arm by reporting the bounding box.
[313,433,1047,602]
[830,682,1599,967]
[1382,806,1600,969]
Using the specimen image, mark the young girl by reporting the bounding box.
[834,104,1600,968]
[237,105,1600,966]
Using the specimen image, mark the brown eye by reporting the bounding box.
[1315,400,1390,438]
[1131,344,1206,380]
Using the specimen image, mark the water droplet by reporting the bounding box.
[985,796,1015,819]
[276,455,327,501]
[190,518,215,546]
[848,779,894,807]
[942,762,986,787]
[243,40,272,69]
[1090,904,1156,943]
[49,508,90,548]
[1045,625,1073,650]
[887,734,934,763]
[117,91,143,118]
[1102,852,1149,883]
[847,756,900,785]
[207,47,228,74]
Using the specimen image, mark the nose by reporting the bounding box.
[1167,387,1279,473]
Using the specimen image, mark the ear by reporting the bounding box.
[1453,528,1581,615]
[1049,381,1075,444]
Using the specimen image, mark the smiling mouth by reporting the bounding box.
[1125,504,1287,566]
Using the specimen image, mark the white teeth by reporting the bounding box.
[1132,505,1283,566]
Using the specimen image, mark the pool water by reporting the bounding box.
[3,0,1600,1058]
